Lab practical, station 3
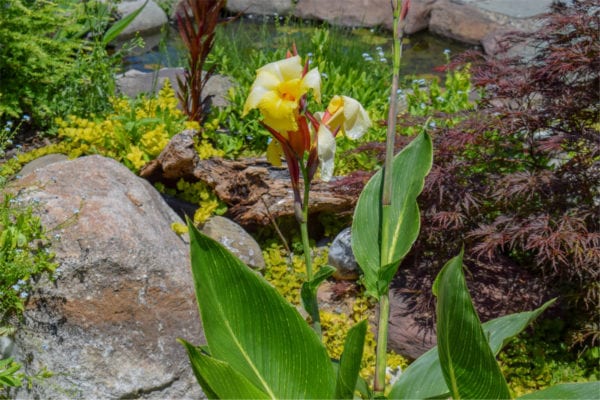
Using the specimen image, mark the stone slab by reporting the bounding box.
[454,0,554,19]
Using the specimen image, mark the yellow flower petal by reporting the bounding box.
[340,96,371,139]
[266,140,284,167]
[243,55,322,134]
[303,67,322,103]
[258,55,303,81]
[259,91,299,132]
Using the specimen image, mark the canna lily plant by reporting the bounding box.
[177,1,599,398]
[243,47,371,333]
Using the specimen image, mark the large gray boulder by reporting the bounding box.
[6,155,204,399]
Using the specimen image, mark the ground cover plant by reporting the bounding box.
[0,135,55,396]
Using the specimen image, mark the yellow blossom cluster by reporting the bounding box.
[262,243,328,305]
[54,79,212,173]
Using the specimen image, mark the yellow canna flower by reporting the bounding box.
[243,55,321,133]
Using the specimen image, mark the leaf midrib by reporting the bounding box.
[208,247,278,399]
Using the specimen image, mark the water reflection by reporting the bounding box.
[122,16,477,80]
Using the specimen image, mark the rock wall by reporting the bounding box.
[118,0,556,55]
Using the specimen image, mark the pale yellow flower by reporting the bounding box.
[322,95,371,140]
[318,95,371,181]
[243,55,321,133]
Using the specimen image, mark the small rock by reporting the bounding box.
[116,0,168,40]
[328,227,360,281]
[201,216,266,270]
[140,130,198,183]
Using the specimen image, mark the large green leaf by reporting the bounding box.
[335,320,367,399]
[433,251,511,399]
[517,382,600,399]
[179,339,269,399]
[185,221,335,399]
[352,132,432,297]
[389,299,556,399]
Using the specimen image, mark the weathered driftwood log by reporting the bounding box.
[140,131,369,228]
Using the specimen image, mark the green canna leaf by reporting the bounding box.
[301,265,336,327]
[433,251,511,399]
[388,298,556,399]
[335,320,367,399]
[179,339,269,399]
[352,131,433,297]
[183,220,335,399]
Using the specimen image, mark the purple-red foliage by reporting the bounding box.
[175,0,226,125]
[399,0,599,345]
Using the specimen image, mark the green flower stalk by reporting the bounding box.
[375,0,410,395]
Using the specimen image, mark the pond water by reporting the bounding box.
[123,16,477,80]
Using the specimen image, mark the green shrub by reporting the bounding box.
[0,0,140,129]
[0,0,78,122]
